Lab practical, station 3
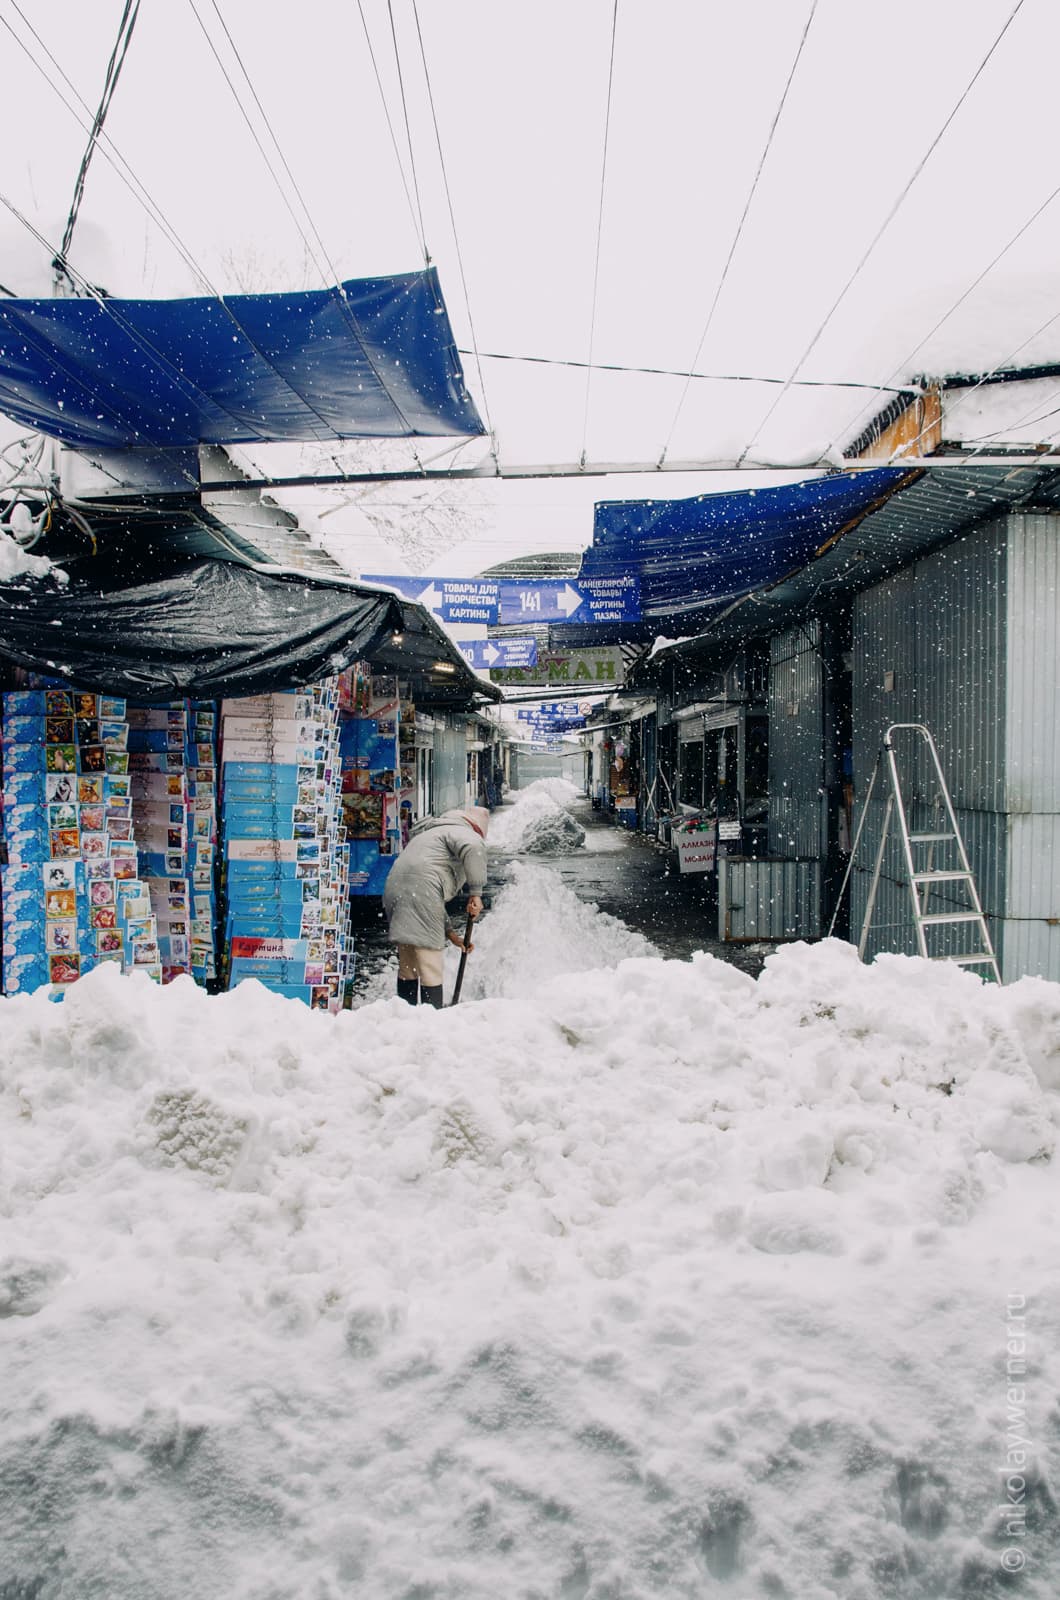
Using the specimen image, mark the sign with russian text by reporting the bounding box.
[456,637,538,670]
[497,574,640,626]
[366,573,641,629]
[675,821,717,875]
[363,575,500,625]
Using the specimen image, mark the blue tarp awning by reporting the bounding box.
[583,468,910,621]
[0,267,484,450]
[549,467,915,647]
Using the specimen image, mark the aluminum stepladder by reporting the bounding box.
[835,723,1001,982]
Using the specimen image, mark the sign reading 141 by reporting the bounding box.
[514,584,584,617]
[498,574,640,625]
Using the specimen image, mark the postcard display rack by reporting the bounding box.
[338,667,411,894]
[220,682,351,1012]
[126,702,218,984]
[1,688,166,992]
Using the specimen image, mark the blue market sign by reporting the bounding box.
[365,573,640,627]
[517,707,585,726]
[530,701,583,717]
[497,574,640,626]
[363,575,500,625]
[457,637,538,670]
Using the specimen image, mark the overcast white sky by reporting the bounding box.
[4,0,1060,571]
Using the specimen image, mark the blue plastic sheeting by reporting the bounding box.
[0,267,484,450]
[583,468,910,620]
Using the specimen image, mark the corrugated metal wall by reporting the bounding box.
[1005,513,1060,813]
[768,621,824,857]
[719,858,821,941]
[1004,514,1060,974]
[850,519,1012,970]
[915,527,1007,811]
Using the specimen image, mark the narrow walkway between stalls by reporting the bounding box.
[348,785,774,1006]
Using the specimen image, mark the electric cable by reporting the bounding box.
[187,0,419,435]
[410,0,496,443]
[0,190,269,467]
[657,0,818,467]
[894,300,1060,462]
[1,2,216,292]
[579,0,619,471]
[386,0,429,263]
[355,0,427,260]
[55,0,141,286]
[826,174,1060,458]
[461,347,914,393]
[186,0,333,288]
[736,0,1028,467]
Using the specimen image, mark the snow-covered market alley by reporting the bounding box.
[5,0,1060,1595]
[3,778,1059,1598]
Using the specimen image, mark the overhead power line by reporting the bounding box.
[186,0,417,435]
[55,0,141,287]
[657,0,818,467]
[579,0,619,470]
[0,191,263,466]
[186,0,335,289]
[410,0,495,442]
[386,0,429,263]
[355,0,427,260]
[736,0,1029,467]
[827,175,1060,458]
[939,316,1060,459]
[2,1,215,292]
[2,8,391,453]
[462,347,916,394]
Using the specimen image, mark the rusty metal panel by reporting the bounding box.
[719,857,821,941]
[767,621,824,857]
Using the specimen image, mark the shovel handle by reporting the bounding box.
[450,913,475,1006]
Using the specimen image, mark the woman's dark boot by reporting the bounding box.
[419,984,444,1010]
[396,977,419,1006]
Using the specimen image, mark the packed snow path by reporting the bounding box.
[2,934,1059,1599]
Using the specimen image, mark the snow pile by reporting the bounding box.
[0,528,67,584]
[516,776,581,806]
[2,943,1059,1598]
[450,861,654,1000]
[489,779,586,854]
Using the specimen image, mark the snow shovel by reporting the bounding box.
[450,913,475,1006]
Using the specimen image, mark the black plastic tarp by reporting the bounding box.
[0,556,404,701]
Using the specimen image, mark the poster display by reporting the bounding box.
[1,688,161,989]
[219,682,352,1011]
[338,666,410,895]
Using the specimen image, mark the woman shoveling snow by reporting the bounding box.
[382,805,490,1008]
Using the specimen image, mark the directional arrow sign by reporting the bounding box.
[496,574,640,626]
[456,637,538,670]
[364,575,500,624]
[366,574,640,629]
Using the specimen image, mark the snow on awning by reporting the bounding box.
[0,268,484,451]
[573,468,911,642]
